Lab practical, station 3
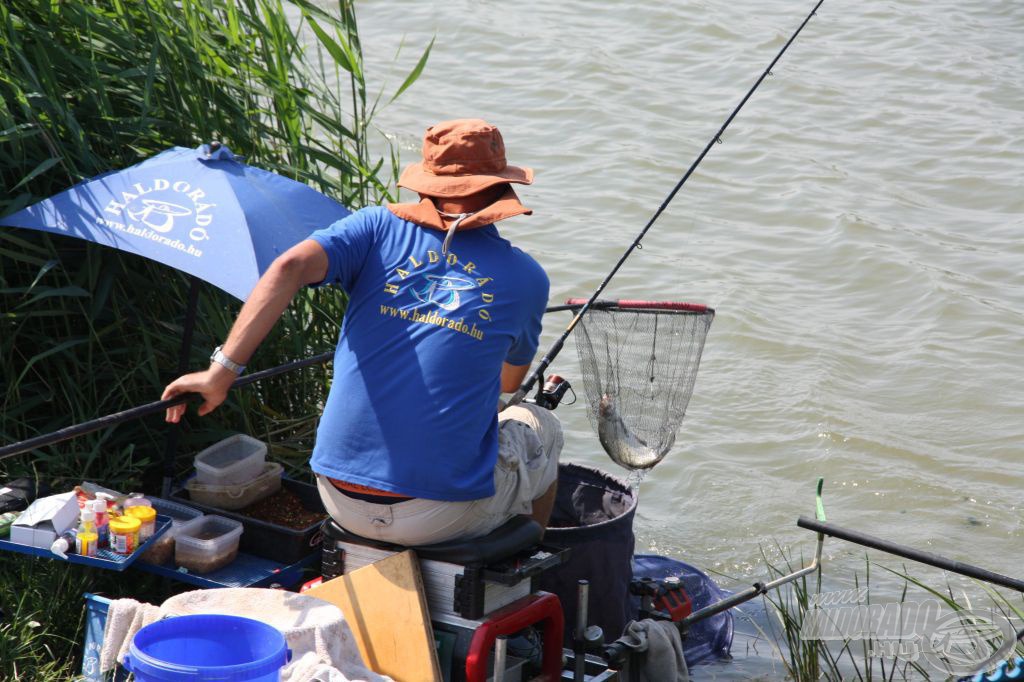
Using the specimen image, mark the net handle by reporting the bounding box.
[555,298,713,313]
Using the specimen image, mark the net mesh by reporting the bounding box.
[573,304,714,470]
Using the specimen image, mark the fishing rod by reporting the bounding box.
[508,0,826,406]
[797,516,1024,593]
[0,351,334,462]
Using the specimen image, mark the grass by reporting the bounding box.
[759,549,1024,681]
[0,0,429,677]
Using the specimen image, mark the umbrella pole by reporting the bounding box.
[160,276,200,497]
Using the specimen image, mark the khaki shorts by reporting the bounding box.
[316,403,563,546]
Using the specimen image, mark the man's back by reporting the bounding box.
[308,206,549,501]
[161,118,563,546]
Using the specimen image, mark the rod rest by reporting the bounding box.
[322,515,544,565]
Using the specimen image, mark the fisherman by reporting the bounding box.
[162,119,562,546]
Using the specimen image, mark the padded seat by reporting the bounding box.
[322,515,544,566]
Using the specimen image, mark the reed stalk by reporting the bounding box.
[0,0,429,677]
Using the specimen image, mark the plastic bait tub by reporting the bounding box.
[140,497,204,566]
[174,515,243,574]
[185,462,283,511]
[193,434,267,486]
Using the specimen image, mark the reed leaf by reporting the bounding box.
[0,1,430,672]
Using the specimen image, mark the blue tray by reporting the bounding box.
[0,515,172,571]
[132,550,318,589]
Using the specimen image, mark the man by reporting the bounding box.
[162,119,562,546]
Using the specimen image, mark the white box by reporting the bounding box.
[10,492,79,548]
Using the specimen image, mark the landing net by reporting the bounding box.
[570,299,714,470]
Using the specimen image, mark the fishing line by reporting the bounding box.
[509,0,826,406]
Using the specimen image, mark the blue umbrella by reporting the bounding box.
[2,142,351,493]
[1,143,350,300]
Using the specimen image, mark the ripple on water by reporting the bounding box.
[349,2,1024,667]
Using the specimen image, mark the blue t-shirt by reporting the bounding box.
[307,206,549,501]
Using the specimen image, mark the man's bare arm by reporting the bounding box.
[161,240,329,422]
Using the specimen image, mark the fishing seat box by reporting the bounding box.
[170,477,326,565]
[320,516,569,621]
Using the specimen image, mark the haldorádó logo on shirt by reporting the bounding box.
[411,274,476,311]
[97,179,217,258]
[379,247,495,340]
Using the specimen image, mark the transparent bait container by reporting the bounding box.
[193,434,267,486]
[174,515,243,574]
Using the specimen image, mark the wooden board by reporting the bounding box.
[306,549,441,682]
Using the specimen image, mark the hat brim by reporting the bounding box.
[388,186,532,231]
[398,162,533,198]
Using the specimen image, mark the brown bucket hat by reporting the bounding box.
[388,118,533,236]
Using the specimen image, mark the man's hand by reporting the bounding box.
[162,364,237,423]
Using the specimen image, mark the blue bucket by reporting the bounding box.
[123,614,290,681]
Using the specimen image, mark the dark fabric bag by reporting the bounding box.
[0,478,50,514]
[538,462,637,641]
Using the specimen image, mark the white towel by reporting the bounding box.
[285,651,357,682]
[99,598,163,672]
[161,588,391,682]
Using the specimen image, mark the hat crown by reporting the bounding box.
[422,119,507,176]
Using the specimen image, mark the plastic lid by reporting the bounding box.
[92,499,107,514]
[81,509,96,523]
[110,515,141,533]
[126,505,157,522]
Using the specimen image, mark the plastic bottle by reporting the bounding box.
[76,508,99,558]
[92,498,110,547]
[50,529,78,559]
[126,504,157,542]
[109,515,141,555]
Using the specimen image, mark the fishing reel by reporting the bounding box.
[530,374,573,411]
[631,576,693,622]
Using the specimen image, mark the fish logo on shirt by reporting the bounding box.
[411,273,478,311]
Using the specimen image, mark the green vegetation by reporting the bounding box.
[0,0,429,677]
[761,553,1024,681]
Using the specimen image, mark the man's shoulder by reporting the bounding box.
[509,244,549,285]
[350,204,396,224]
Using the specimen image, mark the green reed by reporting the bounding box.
[0,0,431,485]
[0,0,428,677]
[761,550,1022,681]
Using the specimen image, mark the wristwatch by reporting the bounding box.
[210,345,246,375]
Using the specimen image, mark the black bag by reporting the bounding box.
[0,478,50,514]
[538,463,637,641]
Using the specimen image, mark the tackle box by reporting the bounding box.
[170,477,326,565]
[193,434,267,486]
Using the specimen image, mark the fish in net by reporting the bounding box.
[570,299,714,470]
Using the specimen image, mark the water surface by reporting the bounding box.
[350,0,1022,670]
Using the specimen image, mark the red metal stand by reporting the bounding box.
[464,592,564,682]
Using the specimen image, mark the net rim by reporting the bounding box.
[560,298,715,315]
